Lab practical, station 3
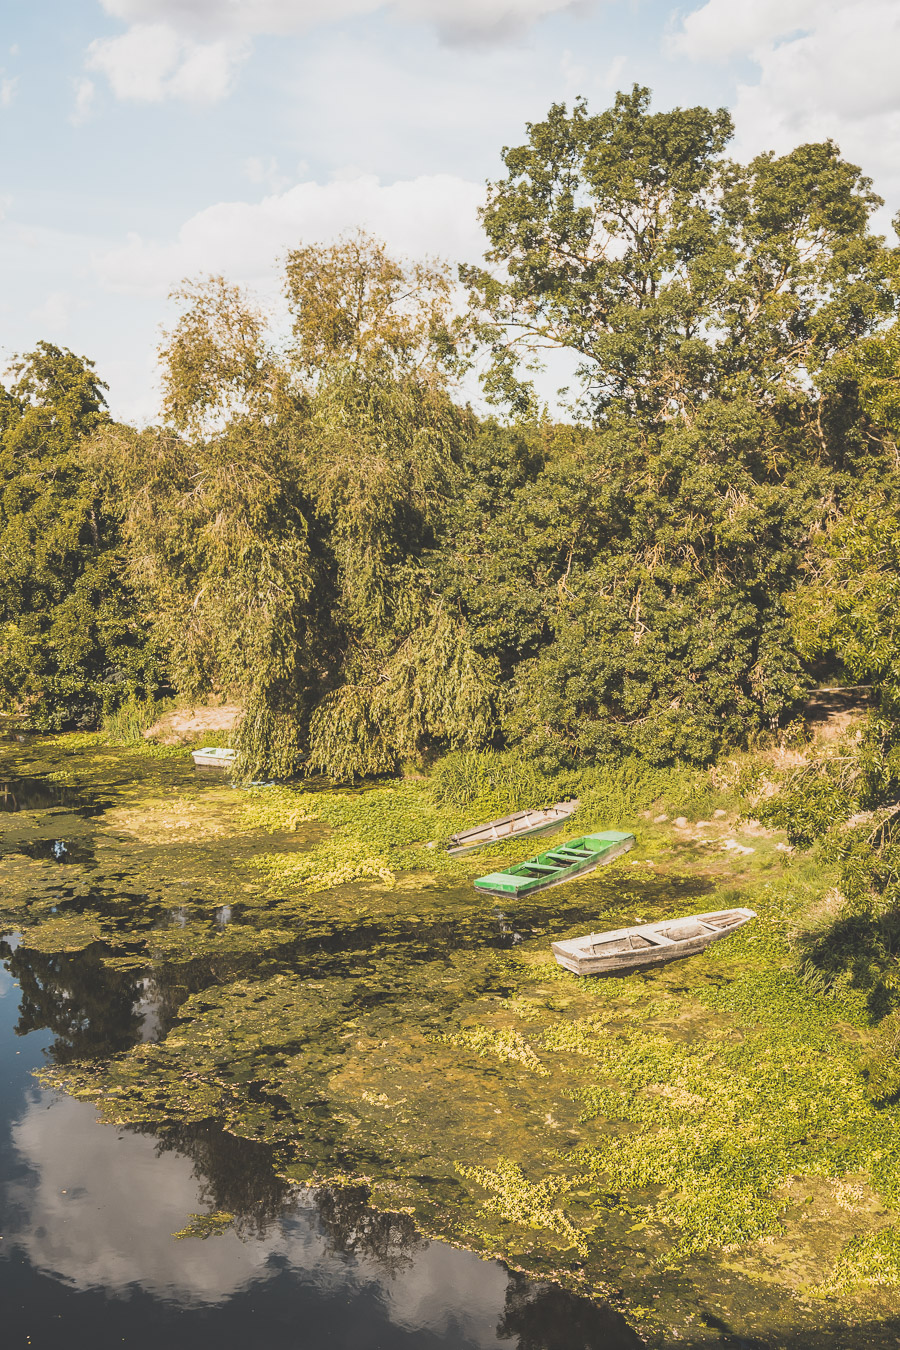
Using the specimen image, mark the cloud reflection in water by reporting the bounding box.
[7,1091,508,1345]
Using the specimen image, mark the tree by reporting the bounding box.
[284,230,465,383]
[96,243,491,778]
[453,87,897,762]
[470,86,890,423]
[0,343,160,728]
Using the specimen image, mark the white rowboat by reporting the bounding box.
[447,800,579,856]
[551,907,756,976]
[191,747,237,769]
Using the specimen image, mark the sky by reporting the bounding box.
[2,0,900,423]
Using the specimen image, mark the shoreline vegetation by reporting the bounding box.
[4,83,900,1344]
[2,716,900,1345]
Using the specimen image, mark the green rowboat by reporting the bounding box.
[473,830,635,897]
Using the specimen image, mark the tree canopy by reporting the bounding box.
[2,91,899,780]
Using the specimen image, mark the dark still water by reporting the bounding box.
[0,940,640,1350]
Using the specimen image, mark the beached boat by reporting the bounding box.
[191,747,237,769]
[474,830,635,897]
[447,800,579,856]
[551,907,756,976]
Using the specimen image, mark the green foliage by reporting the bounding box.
[755,761,857,847]
[0,343,161,729]
[826,1226,900,1292]
[6,89,900,790]
[428,749,557,815]
[471,85,890,422]
[791,506,900,716]
[284,231,466,382]
[102,694,167,745]
[578,756,711,824]
[863,1012,900,1103]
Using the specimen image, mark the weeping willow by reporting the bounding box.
[308,605,496,780]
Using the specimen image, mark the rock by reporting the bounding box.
[695,820,712,828]
[674,816,689,828]
[713,809,727,819]
[722,838,755,856]
[653,813,668,823]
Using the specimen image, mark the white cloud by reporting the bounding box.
[671,0,829,61]
[94,173,487,298]
[244,156,291,193]
[87,1,603,105]
[30,291,74,331]
[0,75,18,107]
[100,0,587,43]
[673,0,900,216]
[87,23,246,103]
[71,77,96,124]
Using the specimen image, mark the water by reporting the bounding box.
[0,763,644,1350]
[4,746,899,1348]
[0,946,643,1350]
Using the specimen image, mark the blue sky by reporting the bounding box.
[2,0,899,421]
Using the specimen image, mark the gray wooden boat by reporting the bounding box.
[551,907,756,976]
[447,799,579,856]
[191,746,237,769]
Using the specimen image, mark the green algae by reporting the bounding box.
[5,735,900,1344]
[172,1210,235,1240]
[17,911,105,952]
[448,1025,550,1075]
[455,1157,588,1257]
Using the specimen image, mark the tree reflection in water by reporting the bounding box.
[314,1184,427,1275]
[0,939,144,1060]
[146,1121,292,1240]
[498,1271,645,1349]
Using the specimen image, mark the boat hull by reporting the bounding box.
[474,831,635,897]
[191,748,236,769]
[551,908,756,976]
[447,801,578,856]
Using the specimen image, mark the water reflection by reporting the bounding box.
[0,940,642,1349]
[0,774,100,815]
[3,1091,641,1348]
[0,940,145,1061]
[11,837,96,865]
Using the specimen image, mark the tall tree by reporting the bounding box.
[454,87,897,763]
[0,343,159,728]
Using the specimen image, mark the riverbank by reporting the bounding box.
[2,731,899,1346]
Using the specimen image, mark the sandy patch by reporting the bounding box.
[143,703,242,745]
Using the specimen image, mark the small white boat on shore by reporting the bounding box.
[551,907,756,976]
[191,747,237,769]
[446,800,579,856]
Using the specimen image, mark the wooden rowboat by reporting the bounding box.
[551,907,756,976]
[474,831,635,897]
[191,747,237,769]
[447,799,579,856]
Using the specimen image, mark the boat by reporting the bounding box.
[447,800,579,856]
[191,747,237,769]
[551,907,757,976]
[474,831,635,896]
